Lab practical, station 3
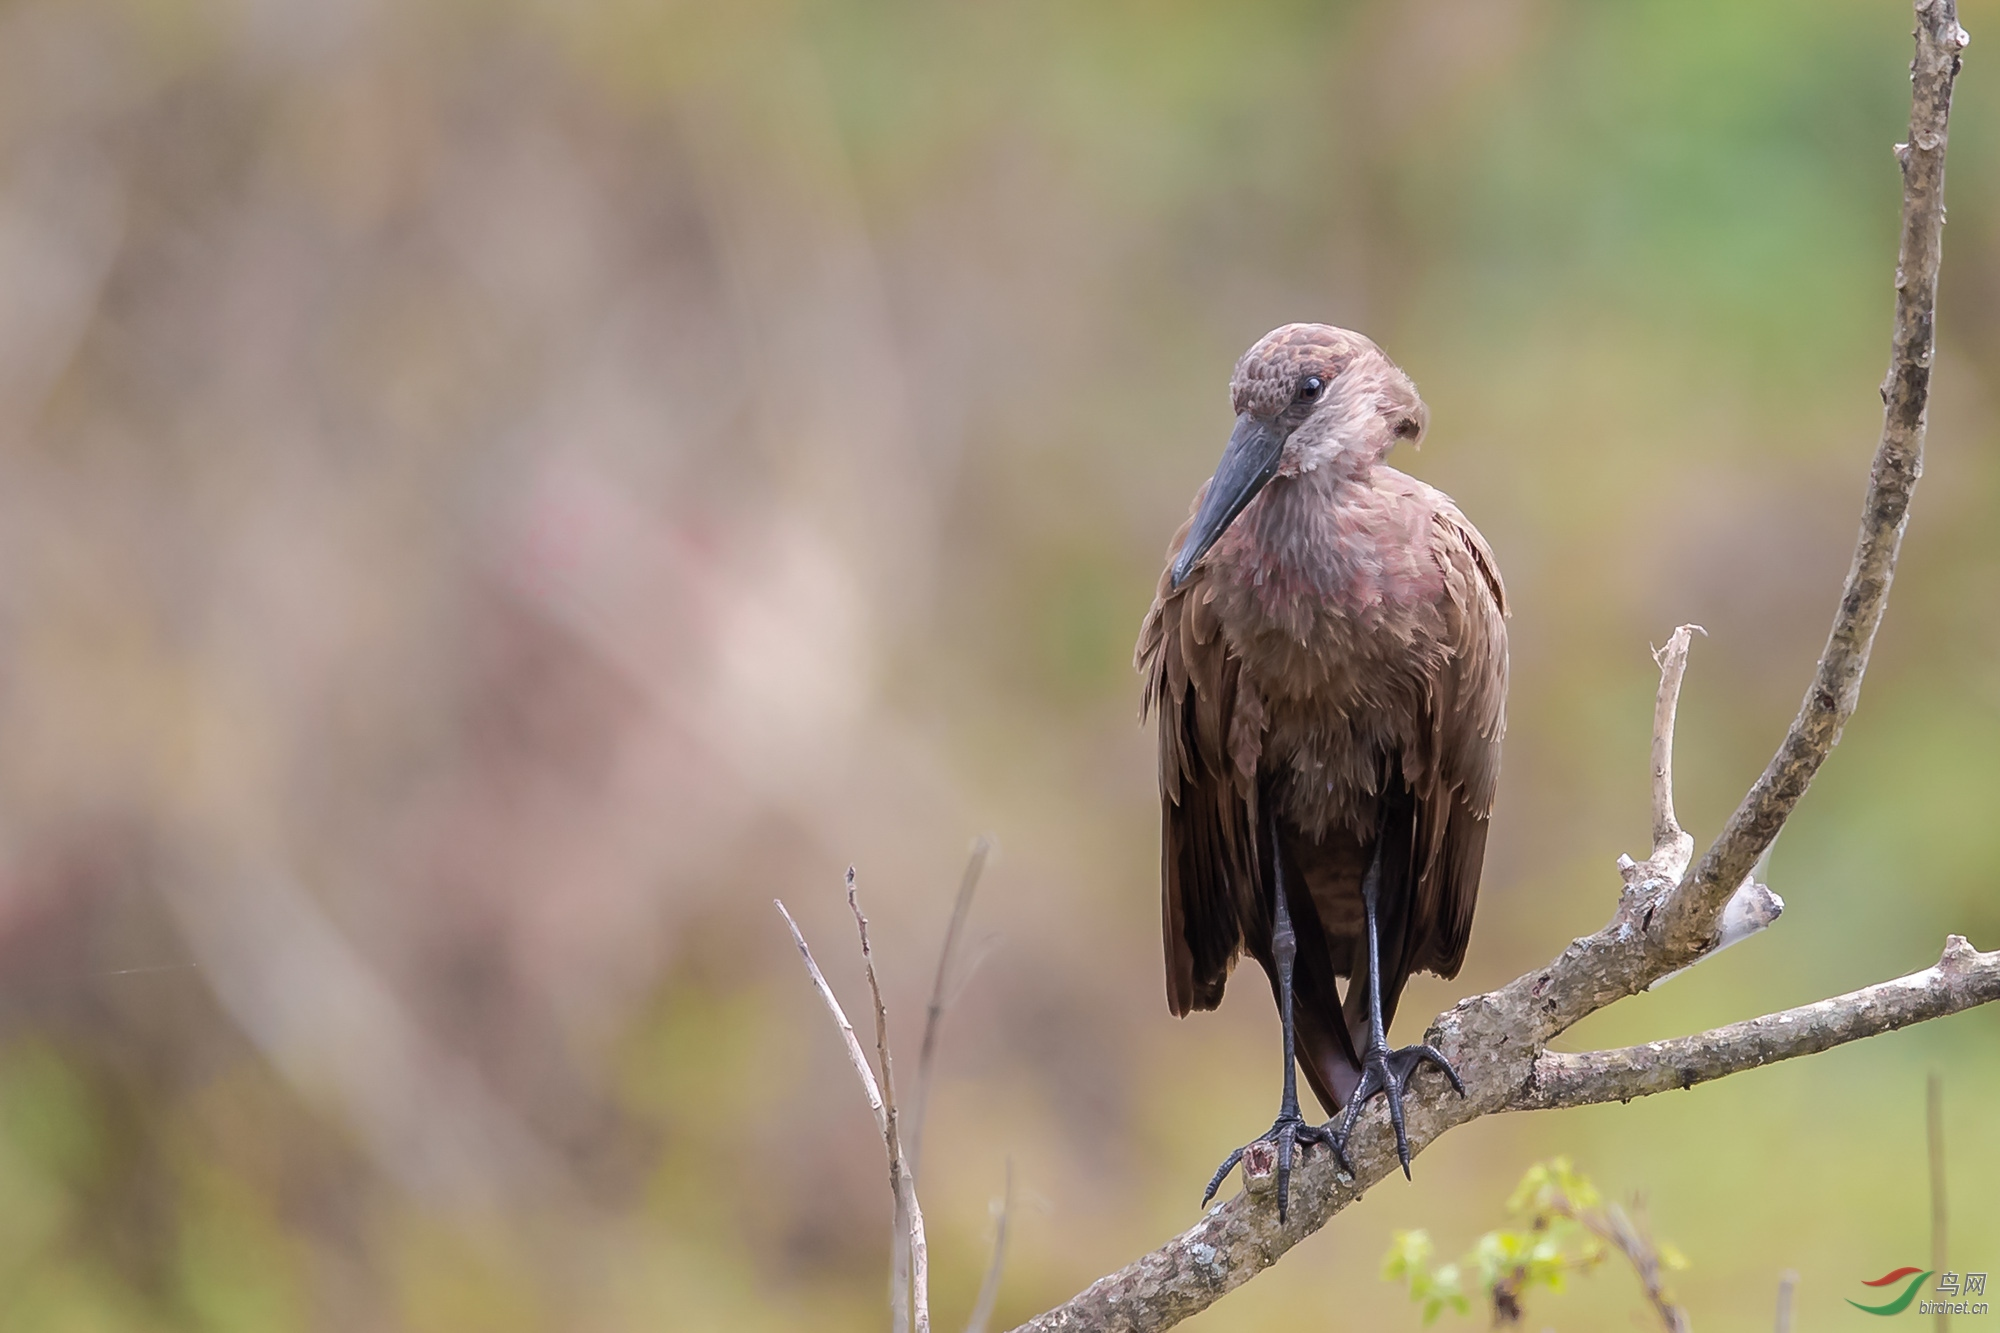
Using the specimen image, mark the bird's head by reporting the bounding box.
[1171,323,1426,587]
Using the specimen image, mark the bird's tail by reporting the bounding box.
[1294,1001,1362,1115]
[1292,786,1420,1114]
[1336,785,1420,1081]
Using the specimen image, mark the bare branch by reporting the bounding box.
[1475,0,1967,1042]
[776,898,889,1136]
[999,13,1976,1329]
[964,1157,1015,1333]
[1661,0,1970,954]
[1648,625,1703,873]
[848,872,932,1333]
[1776,1271,1798,1333]
[1625,625,1781,987]
[1630,626,1785,992]
[1645,878,1785,991]
[1006,938,1999,1332]
[776,893,931,1333]
[1512,938,1997,1110]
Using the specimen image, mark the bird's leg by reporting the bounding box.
[1201,811,1330,1223]
[1328,837,1466,1179]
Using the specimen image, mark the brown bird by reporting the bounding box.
[1135,323,1507,1218]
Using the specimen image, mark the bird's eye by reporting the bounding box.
[1299,376,1324,402]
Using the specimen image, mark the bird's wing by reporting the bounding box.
[1136,539,1260,1016]
[1404,498,1509,982]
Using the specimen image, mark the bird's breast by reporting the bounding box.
[1208,481,1446,694]
[1204,471,1453,838]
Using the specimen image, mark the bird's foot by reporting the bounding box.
[1201,1110,1333,1223]
[1330,1043,1465,1179]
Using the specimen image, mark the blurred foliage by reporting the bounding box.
[1385,1157,1689,1327]
[0,0,1994,1330]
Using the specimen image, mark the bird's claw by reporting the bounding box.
[1331,1043,1465,1178]
[1201,1111,1336,1223]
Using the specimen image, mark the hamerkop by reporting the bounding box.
[1136,323,1507,1219]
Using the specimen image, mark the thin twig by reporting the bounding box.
[776,898,888,1134]
[1576,1200,1687,1333]
[899,840,995,1333]
[1930,1070,1949,1333]
[910,836,995,1182]
[894,1203,911,1333]
[1527,1184,1686,1333]
[853,874,911,1333]
[1776,1271,1797,1333]
[849,872,931,1333]
[965,1157,1015,1333]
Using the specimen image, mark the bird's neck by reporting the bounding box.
[1224,464,1372,596]
[1204,461,1439,662]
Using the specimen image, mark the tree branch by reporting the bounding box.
[1515,937,2000,1111]
[1471,0,1967,1044]
[1002,8,1977,1330]
[1660,0,1970,956]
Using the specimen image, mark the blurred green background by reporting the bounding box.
[0,0,1995,1329]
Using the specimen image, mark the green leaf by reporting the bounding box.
[1383,1228,1435,1283]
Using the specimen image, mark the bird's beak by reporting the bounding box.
[1171,413,1286,587]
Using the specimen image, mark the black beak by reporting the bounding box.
[1170,413,1286,587]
